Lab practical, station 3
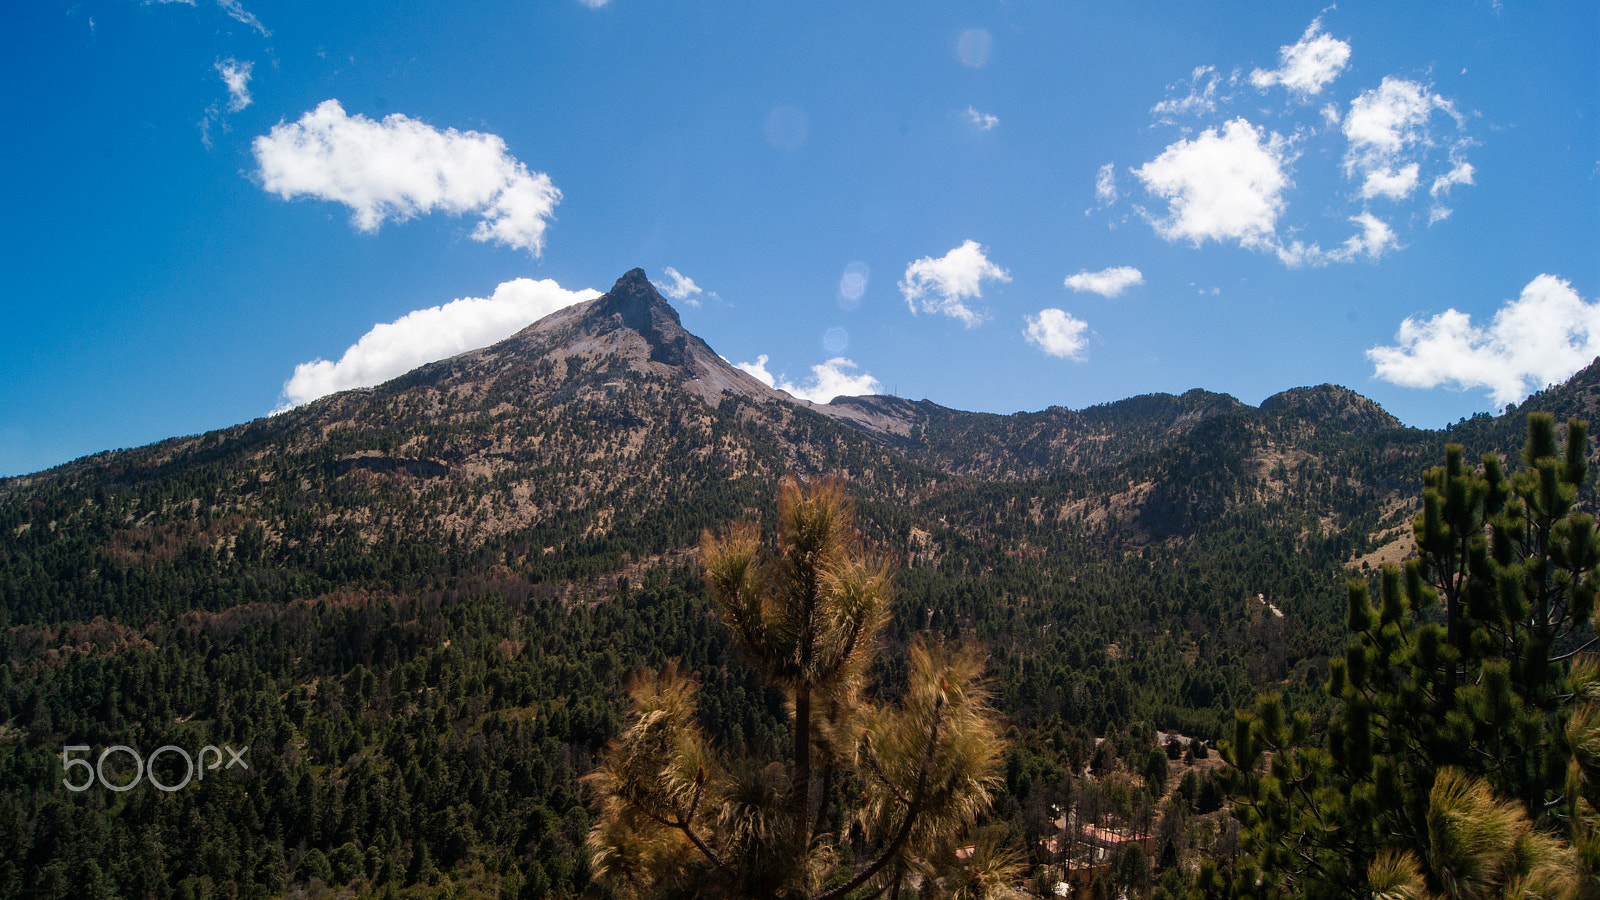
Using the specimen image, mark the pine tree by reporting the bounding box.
[1223,415,1599,899]
[584,477,1014,899]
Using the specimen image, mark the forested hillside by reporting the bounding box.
[2,271,1596,898]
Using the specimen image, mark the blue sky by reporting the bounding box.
[3,0,1596,477]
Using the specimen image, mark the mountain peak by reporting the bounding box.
[1259,384,1401,433]
[579,268,689,367]
[593,268,670,320]
[449,268,779,408]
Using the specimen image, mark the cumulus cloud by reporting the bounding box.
[276,278,599,411]
[734,354,883,404]
[1368,275,1600,407]
[733,354,776,385]
[216,58,253,112]
[1131,20,1470,265]
[1342,77,1460,201]
[653,267,703,307]
[254,100,561,256]
[1023,309,1090,360]
[1064,266,1144,297]
[1343,78,1455,159]
[899,240,1011,327]
[964,106,999,130]
[1133,117,1292,252]
[1249,18,1350,96]
[1360,163,1420,201]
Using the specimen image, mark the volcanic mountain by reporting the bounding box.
[395,268,784,410]
[5,267,1597,620]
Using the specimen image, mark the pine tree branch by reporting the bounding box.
[672,773,732,874]
[1550,637,1597,664]
[813,698,946,900]
[861,741,912,808]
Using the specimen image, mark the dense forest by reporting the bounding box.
[2,278,1597,898]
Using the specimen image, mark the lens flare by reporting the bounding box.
[957,29,992,68]
[838,262,869,310]
[823,326,849,354]
[765,105,809,150]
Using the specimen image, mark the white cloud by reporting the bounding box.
[898,240,1011,327]
[254,100,561,256]
[1340,212,1400,259]
[964,106,999,130]
[1427,155,1475,223]
[215,0,268,35]
[1153,66,1227,121]
[1277,212,1400,266]
[734,354,883,403]
[653,267,703,307]
[1249,18,1350,96]
[1023,309,1090,360]
[1064,266,1144,297]
[734,354,776,385]
[152,0,268,35]
[1133,117,1292,252]
[1360,163,1420,201]
[1368,275,1600,407]
[1095,163,1118,206]
[1431,159,1475,197]
[216,58,253,112]
[276,278,599,410]
[1342,77,1461,200]
[199,57,254,147]
[576,0,610,6]
[1343,78,1453,158]
[1131,24,1469,266]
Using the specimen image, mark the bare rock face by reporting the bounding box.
[585,268,691,367]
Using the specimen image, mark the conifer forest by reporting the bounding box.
[3,285,1598,898]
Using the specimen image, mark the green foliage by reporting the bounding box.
[1223,415,1600,898]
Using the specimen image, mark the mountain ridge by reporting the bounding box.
[3,269,1424,494]
[3,269,1593,557]
[4,270,1598,899]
